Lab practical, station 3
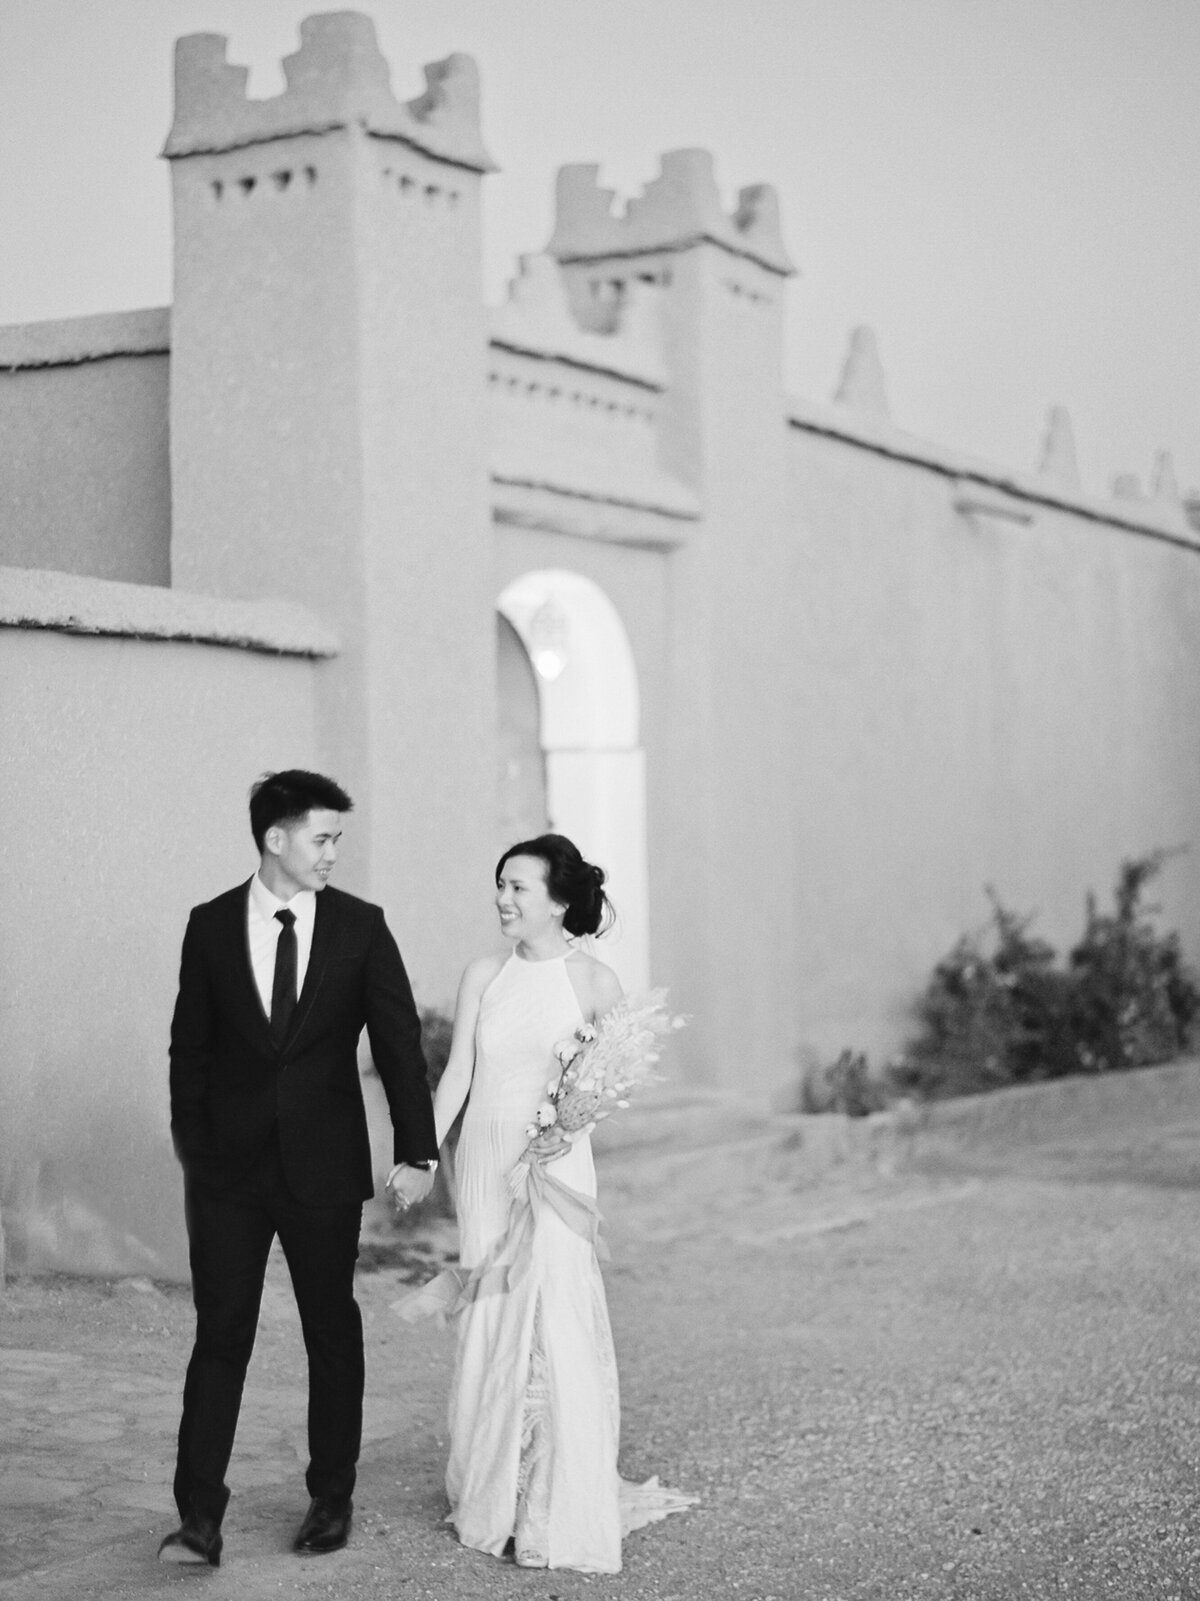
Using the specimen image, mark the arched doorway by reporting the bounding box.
[497,613,549,844]
[497,571,649,992]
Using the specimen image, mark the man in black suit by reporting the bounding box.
[158,770,439,1568]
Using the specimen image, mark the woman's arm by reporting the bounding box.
[528,956,626,1169]
[387,956,498,1204]
[431,956,497,1146]
[564,951,624,1028]
[587,957,624,1024]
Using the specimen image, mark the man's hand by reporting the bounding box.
[387,1162,437,1213]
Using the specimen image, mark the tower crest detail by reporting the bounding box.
[547,148,794,275]
[163,11,494,172]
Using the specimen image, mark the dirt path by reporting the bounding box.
[3,1076,1200,1600]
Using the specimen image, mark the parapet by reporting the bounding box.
[547,149,795,276]
[163,11,494,173]
[490,254,666,389]
[1,566,340,658]
[1151,449,1181,505]
[0,307,169,371]
[1036,406,1081,491]
[833,326,890,421]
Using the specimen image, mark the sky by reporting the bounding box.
[0,0,1196,495]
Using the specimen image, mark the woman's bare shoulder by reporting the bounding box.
[563,945,615,976]
[566,947,624,1012]
[461,951,507,992]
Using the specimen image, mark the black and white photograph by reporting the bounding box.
[1,2,1198,1596]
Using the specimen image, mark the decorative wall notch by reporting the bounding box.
[163,11,495,172]
[547,148,795,276]
[491,254,666,388]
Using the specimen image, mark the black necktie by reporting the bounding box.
[271,908,298,1043]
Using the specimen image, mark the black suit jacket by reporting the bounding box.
[168,881,438,1205]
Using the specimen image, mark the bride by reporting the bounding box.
[395,833,692,1573]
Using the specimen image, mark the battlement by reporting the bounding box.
[547,149,794,276]
[490,254,666,389]
[163,10,494,173]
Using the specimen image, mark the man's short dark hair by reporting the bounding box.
[249,770,354,851]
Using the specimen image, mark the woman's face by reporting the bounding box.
[495,854,564,943]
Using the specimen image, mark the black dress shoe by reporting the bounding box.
[294,1496,353,1555]
[157,1512,223,1567]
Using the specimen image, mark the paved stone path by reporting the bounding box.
[3,1072,1200,1599]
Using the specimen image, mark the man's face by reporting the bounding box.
[263,809,342,898]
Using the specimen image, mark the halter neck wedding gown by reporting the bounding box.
[446,949,691,1574]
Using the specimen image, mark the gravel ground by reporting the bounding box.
[2,1087,1200,1600]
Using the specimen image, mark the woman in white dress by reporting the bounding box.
[411,834,690,1573]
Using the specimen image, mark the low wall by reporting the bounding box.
[0,310,172,586]
[0,573,333,1279]
[885,1056,1200,1189]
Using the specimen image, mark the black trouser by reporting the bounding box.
[173,1133,364,1524]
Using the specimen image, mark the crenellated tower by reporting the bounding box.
[548,150,793,485]
[547,150,799,1088]
[163,12,498,983]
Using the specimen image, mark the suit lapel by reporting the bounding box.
[222,880,275,1050]
[286,888,339,1045]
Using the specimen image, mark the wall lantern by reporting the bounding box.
[528,596,570,682]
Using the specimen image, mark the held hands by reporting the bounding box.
[387,1162,436,1213]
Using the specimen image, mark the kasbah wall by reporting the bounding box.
[2,12,1199,1281]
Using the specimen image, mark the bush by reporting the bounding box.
[419,1004,454,1090]
[890,852,1200,1101]
[1068,853,1200,1072]
[804,1049,892,1116]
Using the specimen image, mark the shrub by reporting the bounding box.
[804,1049,892,1116]
[419,1004,454,1091]
[1068,851,1200,1071]
[890,852,1199,1101]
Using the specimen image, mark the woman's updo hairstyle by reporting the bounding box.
[496,833,614,938]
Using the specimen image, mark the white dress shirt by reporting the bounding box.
[247,873,317,1023]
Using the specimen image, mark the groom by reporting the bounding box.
[159,770,439,1567]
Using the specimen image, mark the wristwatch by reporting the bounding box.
[410,1159,438,1173]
